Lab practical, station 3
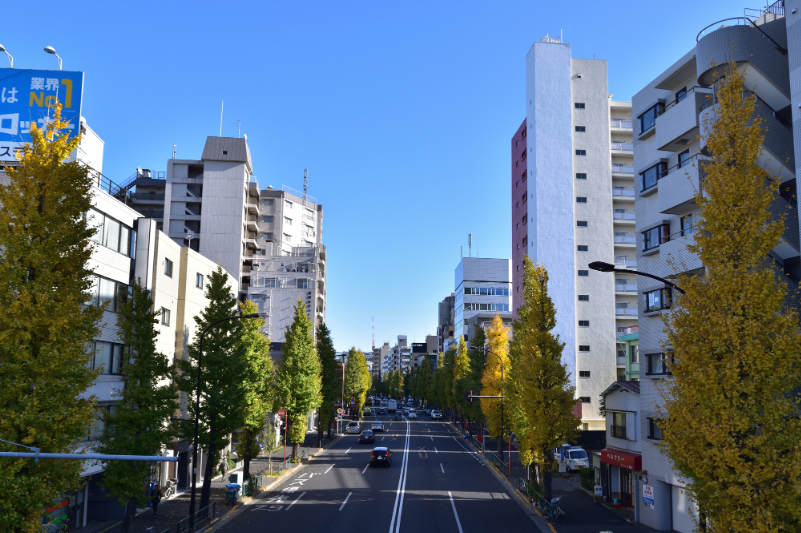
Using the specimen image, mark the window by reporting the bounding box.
[578,345,590,352]
[516,223,519,229]
[262,233,273,241]
[578,270,588,277]
[577,221,588,227]
[522,215,527,224]
[164,258,173,277]
[676,87,687,103]
[642,224,670,251]
[521,150,527,160]
[522,237,527,246]
[161,307,171,326]
[577,245,588,252]
[579,397,591,403]
[515,160,519,167]
[576,173,587,180]
[303,240,313,247]
[648,418,663,440]
[575,149,587,156]
[285,201,293,210]
[522,193,527,203]
[264,278,278,288]
[283,233,291,243]
[516,264,520,271]
[578,295,589,301]
[644,288,673,312]
[87,341,125,375]
[638,102,664,134]
[516,243,520,250]
[575,102,586,109]
[640,162,667,191]
[630,344,639,363]
[262,216,274,223]
[579,370,590,378]
[575,126,586,132]
[521,128,526,138]
[297,279,309,289]
[576,197,587,203]
[678,150,691,169]
[86,208,133,257]
[464,287,510,296]
[521,171,526,181]
[196,273,203,289]
[578,320,590,327]
[612,412,627,439]
[85,275,129,312]
[464,303,510,312]
[262,199,274,206]
[647,352,673,375]
[681,214,693,236]
[516,181,519,188]
[284,217,292,226]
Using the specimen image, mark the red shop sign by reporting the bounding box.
[601,448,642,471]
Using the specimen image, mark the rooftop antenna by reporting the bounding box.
[238,120,241,138]
[219,101,224,137]
[304,169,308,200]
[184,229,195,248]
[372,316,375,351]
[172,144,176,159]
[468,233,472,257]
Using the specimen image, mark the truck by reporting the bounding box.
[387,399,398,413]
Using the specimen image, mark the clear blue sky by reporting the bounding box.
[4,0,754,351]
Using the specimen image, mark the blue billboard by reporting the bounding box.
[0,68,84,161]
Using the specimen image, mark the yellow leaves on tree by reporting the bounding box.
[480,315,510,456]
[660,63,801,533]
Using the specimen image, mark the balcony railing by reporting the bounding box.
[611,119,633,129]
[613,212,636,220]
[612,164,635,174]
[658,86,709,116]
[615,283,637,292]
[130,192,165,202]
[611,142,634,151]
[614,235,636,244]
[612,189,635,197]
[615,308,638,316]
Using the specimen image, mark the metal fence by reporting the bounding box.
[176,502,216,533]
[490,453,506,474]
[470,435,484,452]
[518,478,557,520]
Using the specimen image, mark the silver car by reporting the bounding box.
[346,421,361,434]
[430,410,443,420]
[372,421,384,432]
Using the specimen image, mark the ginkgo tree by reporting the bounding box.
[480,315,511,457]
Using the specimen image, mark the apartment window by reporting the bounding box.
[678,149,691,169]
[161,307,171,326]
[516,223,519,229]
[681,214,693,236]
[86,208,133,257]
[262,199,274,207]
[85,275,129,313]
[262,216,274,223]
[87,341,125,375]
[196,273,204,289]
[521,128,526,138]
[516,243,520,250]
[578,320,590,327]
[516,264,520,271]
[284,217,292,226]
[642,224,670,251]
[576,173,587,180]
[521,150,527,160]
[522,215,526,224]
[516,140,519,147]
[612,412,627,439]
[303,240,313,247]
[264,278,278,288]
[638,102,664,134]
[262,233,274,241]
[283,233,291,243]
[577,245,588,252]
[577,221,588,227]
[522,193,527,203]
[164,258,173,278]
[576,197,587,203]
[575,149,587,156]
[640,162,667,191]
[522,237,527,246]
[648,418,663,440]
[579,370,590,378]
[516,202,520,208]
[676,87,687,103]
[575,102,586,109]
[575,126,586,132]
[521,171,526,181]
[516,160,519,167]
[297,279,309,289]
[285,201,293,210]
[579,397,591,403]
[647,352,673,375]
[578,270,588,277]
[516,181,519,188]
[578,345,590,352]
[630,344,639,363]
[644,287,673,312]
[578,295,589,301]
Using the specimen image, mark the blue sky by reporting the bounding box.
[3,0,756,351]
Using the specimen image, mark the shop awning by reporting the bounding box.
[601,448,642,471]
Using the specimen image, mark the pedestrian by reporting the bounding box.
[151,486,162,518]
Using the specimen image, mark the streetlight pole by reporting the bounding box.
[188,312,258,521]
[588,261,685,294]
[466,344,506,462]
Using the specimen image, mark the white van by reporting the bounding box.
[565,447,589,471]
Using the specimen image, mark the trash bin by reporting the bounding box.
[229,472,238,484]
[225,483,242,504]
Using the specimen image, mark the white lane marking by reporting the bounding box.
[346,447,352,454]
[388,417,411,533]
[430,437,434,441]
[285,492,305,511]
[440,463,445,473]
[339,492,353,511]
[362,463,369,474]
[381,436,385,441]
[434,447,438,453]
[448,491,464,533]
[324,464,334,474]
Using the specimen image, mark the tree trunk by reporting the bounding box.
[534,462,543,488]
[120,497,137,533]
[199,442,216,510]
[316,408,324,447]
[497,433,503,459]
[543,469,553,502]
[327,411,333,439]
[243,429,253,482]
[292,441,299,461]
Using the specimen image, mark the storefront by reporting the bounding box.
[600,448,642,506]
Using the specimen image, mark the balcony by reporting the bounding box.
[615,284,638,293]
[611,119,633,129]
[613,212,636,223]
[130,192,165,203]
[611,141,634,152]
[614,235,636,245]
[615,259,637,269]
[654,88,712,152]
[615,308,638,317]
[660,231,702,272]
[658,156,706,215]
[246,215,258,231]
[612,164,635,175]
[612,189,635,198]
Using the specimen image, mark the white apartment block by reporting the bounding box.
[518,36,632,430]
[453,257,512,345]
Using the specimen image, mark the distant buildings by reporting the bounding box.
[454,257,512,345]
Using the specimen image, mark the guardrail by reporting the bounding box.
[176,502,216,533]
[490,453,506,474]
[519,478,557,520]
[470,435,485,452]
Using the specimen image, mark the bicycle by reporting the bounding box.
[164,477,177,499]
[550,497,565,523]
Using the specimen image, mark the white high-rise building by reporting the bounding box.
[513,36,634,430]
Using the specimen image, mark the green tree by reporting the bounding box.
[176,267,247,510]
[659,64,801,533]
[316,323,339,442]
[509,259,578,501]
[274,300,322,460]
[480,315,511,456]
[235,300,274,483]
[0,106,103,532]
[451,339,471,422]
[345,348,371,418]
[97,280,178,533]
[465,324,487,427]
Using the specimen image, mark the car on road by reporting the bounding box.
[430,410,443,420]
[362,406,372,416]
[408,411,417,419]
[394,412,404,421]
[403,408,410,415]
[370,447,392,467]
[425,409,432,416]
[372,422,384,432]
[378,408,387,415]
[565,447,589,471]
[346,421,361,434]
[359,430,375,444]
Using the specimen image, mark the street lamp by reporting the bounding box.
[188,312,259,521]
[467,344,507,463]
[0,45,13,68]
[587,261,685,294]
[43,46,62,70]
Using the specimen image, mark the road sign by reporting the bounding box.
[277,408,287,417]
[643,485,655,509]
[464,389,477,403]
[336,408,343,414]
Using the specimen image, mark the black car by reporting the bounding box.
[359,430,375,444]
[394,412,403,421]
[370,447,392,467]
[378,407,387,415]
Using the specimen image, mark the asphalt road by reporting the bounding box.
[214,408,541,533]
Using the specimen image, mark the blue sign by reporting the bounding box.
[0,68,84,160]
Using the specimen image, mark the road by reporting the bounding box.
[214,407,542,533]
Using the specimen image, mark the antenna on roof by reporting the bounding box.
[372,316,375,351]
[468,233,472,257]
[238,119,241,138]
[219,101,224,137]
[304,169,308,200]
[172,143,176,159]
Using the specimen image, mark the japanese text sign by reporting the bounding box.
[601,448,642,470]
[0,68,84,161]
[643,484,655,509]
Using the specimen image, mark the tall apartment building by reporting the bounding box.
[436,294,455,354]
[453,257,512,345]
[633,3,799,530]
[513,36,632,429]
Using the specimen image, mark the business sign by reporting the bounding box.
[0,68,84,160]
[601,448,642,471]
[643,485,655,509]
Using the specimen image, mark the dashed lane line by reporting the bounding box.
[285,492,305,511]
[339,492,352,511]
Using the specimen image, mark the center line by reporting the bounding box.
[346,447,352,454]
[339,491,353,511]
[285,491,306,511]
[434,447,438,453]
[430,437,433,441]
[441,463,445,473]
[448,491,464,533]
[362,463,369,474]
[324,464,334,474]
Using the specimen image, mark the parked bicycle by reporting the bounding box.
[550,497,565,522]
[164,477,178,499]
